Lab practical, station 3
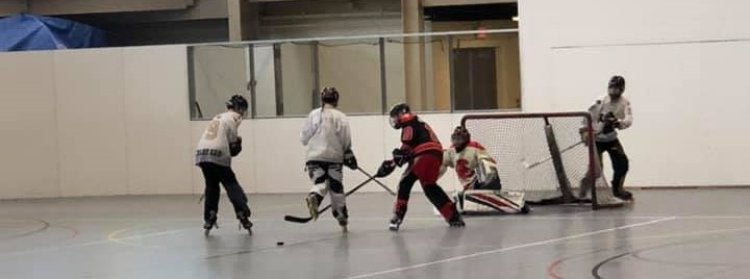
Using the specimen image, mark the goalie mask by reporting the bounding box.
[608,75,625,99]
[388,103,414,129]
[451,126,471,152]
[226,95,249,115]
[320,87,339,107]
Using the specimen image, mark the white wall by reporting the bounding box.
[0,41,461,199]
[0,45,193,199]
[0,52,59,199]
[519,0,750,187]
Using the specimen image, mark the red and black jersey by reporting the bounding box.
[400,117,443,156]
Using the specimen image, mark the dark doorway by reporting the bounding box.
[453,47,498,110]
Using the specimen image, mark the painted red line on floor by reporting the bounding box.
[546,259,564,279]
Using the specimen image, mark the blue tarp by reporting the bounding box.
[0,14,106,51]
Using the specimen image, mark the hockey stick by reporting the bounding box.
[284,176,377,223]
[521,140,585,169]
[357,167,396,196]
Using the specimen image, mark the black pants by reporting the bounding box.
[199,162,250,221]
[394,154,457,222]
[596,139,629,193]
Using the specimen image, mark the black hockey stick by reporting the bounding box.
[357,167,396,196]
[284,176,377,223]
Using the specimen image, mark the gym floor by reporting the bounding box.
[1,188,749,279]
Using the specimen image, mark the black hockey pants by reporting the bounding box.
[199,162,251,222]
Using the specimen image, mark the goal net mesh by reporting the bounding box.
[462,112,623,209]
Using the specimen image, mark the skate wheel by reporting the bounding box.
[520,205,531,214]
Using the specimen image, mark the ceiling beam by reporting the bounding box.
[0,0,28,17]
[29,0,190,15]
[423,0,516,7]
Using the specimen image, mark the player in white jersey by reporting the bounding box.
[195,95,252,234]
[587,75,633,201]
[300,87,357,231]
[440,126,528,214]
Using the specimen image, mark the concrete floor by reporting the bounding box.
[1,189,749,279]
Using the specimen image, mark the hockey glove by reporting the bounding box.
[376,160,397,178]
[343,149,358,170]
[601,112,619,134]
[229,137,243,157]
[392,148,412,167]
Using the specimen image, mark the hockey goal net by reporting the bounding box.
[461,112,623,209]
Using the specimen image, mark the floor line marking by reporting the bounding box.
[346,216,676,279]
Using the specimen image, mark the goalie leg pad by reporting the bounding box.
[474,175,502,191]
[460,190,526,214]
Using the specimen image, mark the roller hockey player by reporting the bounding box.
[195,95,253,235]
[375,103,464,231]
[300,87,357,232]
[440,126,528,214]
[588,75,634,201]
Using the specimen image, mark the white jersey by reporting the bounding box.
[440,141,499,190]
[588,95,633,142]
[195,111,242,167]
[300,105,352,163]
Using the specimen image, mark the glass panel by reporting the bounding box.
[189,45,250,120]
[187,29,521,119]
[279,42,317,117]
[252,45,277,118]
[384,35,450,113]
[317,38,382,115]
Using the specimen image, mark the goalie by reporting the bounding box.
[440,126,529,214]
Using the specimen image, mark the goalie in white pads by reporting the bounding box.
[440,126,529,214]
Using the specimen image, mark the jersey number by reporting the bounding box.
[204,120,220,140]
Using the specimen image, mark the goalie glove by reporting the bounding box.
[343,149,358,170]
[601,112,619,134]
[376,160,397,178]
[392,148,412,167]
[229,137,242,157]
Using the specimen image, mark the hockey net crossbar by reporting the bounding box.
[461,112,623,209]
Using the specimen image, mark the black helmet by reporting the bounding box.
[388,103,413,129]
[226,95,249,112]
[451,126,471,152]
[608,75,625,89]
[321,87,339,106]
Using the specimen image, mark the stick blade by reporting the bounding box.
[284,215,313,223]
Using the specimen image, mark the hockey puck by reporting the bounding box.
[276,241,284,246]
